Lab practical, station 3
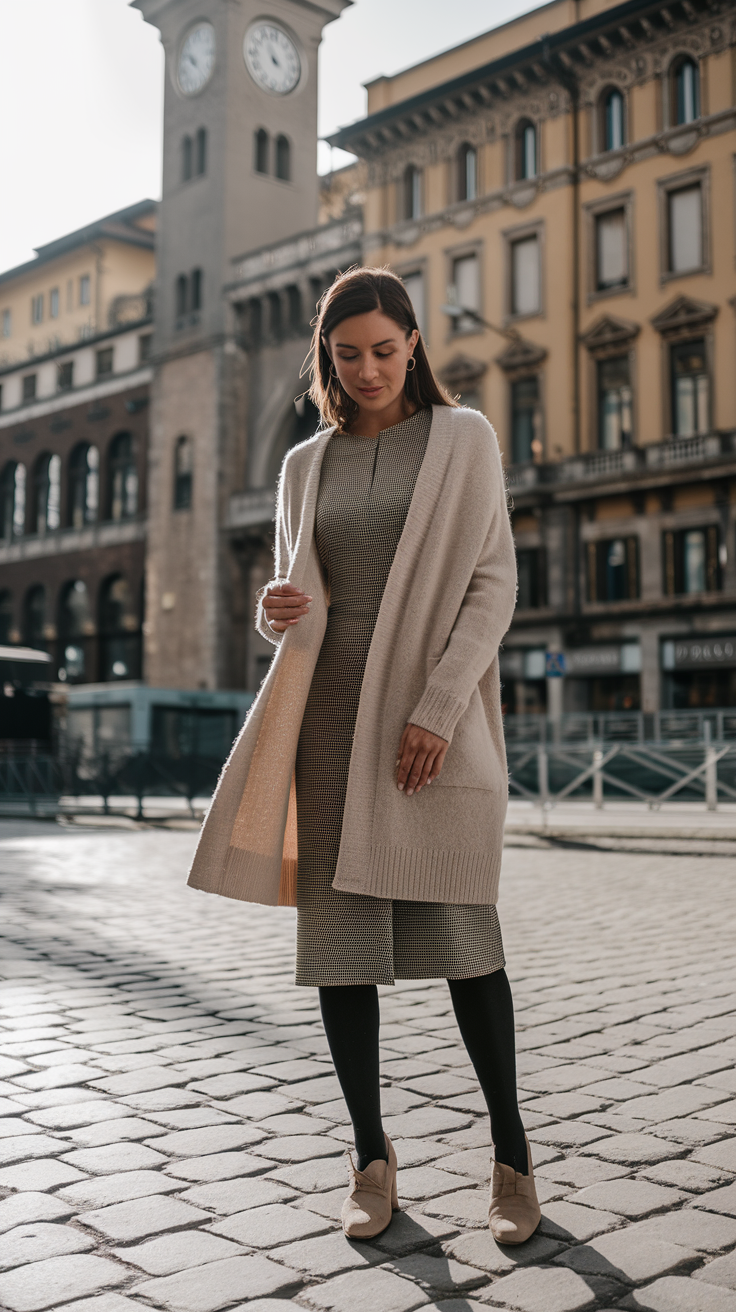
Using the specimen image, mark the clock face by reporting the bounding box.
[177,22,216,96]
[244,23,301,95]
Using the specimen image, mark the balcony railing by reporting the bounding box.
[506,430,736,492]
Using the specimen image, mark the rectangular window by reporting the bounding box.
[1,308,10,337]
[587,537,639,603]
[79,274,91,306]
[57,361,74,391]
[22,374,37,402]
[190,269,202,313]
[668,185,702,273]
[663,525,721,595]
[451,253,480,332]
[595,209,628,290]
[598,356,633,450]
[31,294,44,325]
[671,338,709,436]
[49,288,59,319]
[510,235,540,316]
[138,333,152,363]
[517,548,547,608]
[511,375,542,463]
[402,271,425,338]
[96,347,114,378]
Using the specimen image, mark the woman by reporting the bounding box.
[188,266,540,1246]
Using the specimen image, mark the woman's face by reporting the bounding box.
[326,309,419,417]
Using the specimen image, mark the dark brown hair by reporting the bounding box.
[306,265,457,431]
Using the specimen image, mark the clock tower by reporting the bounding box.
[132,0,350,690]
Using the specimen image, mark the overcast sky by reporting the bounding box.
[0,0,545,274]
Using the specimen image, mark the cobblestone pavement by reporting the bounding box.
[0,820,735,1312]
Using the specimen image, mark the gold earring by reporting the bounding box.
[406,357,416,372]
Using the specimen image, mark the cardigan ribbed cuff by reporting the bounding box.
[408,684,467,743]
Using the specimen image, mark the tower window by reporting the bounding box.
[255,128,269,174]
[674,57,700,126]
[109,432,138,521]
[196,127,207,176]
[403,166,422,220]
[176,275,188,320]
[275,134,291,181]
[595,208,628,290]
[515,120,537,181]
[79,274,90,306]
[602,89,625,152]
[190,268,202,313]
[174,436,193,511]
[457,144,477,202]
[50,288,60,319]
[182,135,193,182]
[511,376,542,464]
[31,294,44,325]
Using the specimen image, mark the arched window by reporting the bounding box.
[457,144,477,202]
[674,57,700,125]
[0,591,13,645]
[196,126,207,176]
[24,585,46,649]
[182,135,193,183]
[191,268,202,313]
[99,575,141,681]
[267,291,282,338]
[0,461,25,541]
[254,128,269,174]
[286,284,302,331]
[176,274,188,320]
[174,436,193,511]
[31,453,61,535]
[108,433,138,522]
[58,580,92,683]
[403,165,422,220]
[602,88,625,152]
[515,120,537,181]
[68,443,99,529]
[275,134,291,181]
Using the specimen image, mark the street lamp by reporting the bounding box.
[440,301,521,343]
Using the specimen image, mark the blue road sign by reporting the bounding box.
[545,651,566,677]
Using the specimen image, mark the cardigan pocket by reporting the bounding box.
[425,656,495,790]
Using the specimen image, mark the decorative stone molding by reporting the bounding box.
[651,294,718,337]
[580,314,640,359]
[439,354,488,387]
[495,337,547,374]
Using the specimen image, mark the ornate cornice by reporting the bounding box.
[651,293,719,335]
[580,314,641,356]
[495,338,548,374]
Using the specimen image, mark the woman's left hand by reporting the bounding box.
[396,724,449,796]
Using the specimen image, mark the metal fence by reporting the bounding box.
[3,711,736,816]
[0,743,223,820]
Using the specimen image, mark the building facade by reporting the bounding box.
[3,0,736,719]
[330,0,736,716]
[0,203,155,685]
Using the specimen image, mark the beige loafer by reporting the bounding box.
[341,1133,399,1239]
[488,1133,541,1245]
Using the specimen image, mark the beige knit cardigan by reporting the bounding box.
[188,404,517,908]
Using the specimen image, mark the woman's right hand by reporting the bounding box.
[263,581,312,633]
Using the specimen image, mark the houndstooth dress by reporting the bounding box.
[294,407,505,987]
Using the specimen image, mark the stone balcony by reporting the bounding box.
[506,430,736,494]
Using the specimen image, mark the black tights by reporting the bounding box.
[318,968,527,1175]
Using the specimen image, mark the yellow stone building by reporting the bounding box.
[330,0,736,718]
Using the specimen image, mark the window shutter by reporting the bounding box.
[626,537,639,600]
[587,541,598,603]
[663,531,675,596]
[706,525,720,592]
